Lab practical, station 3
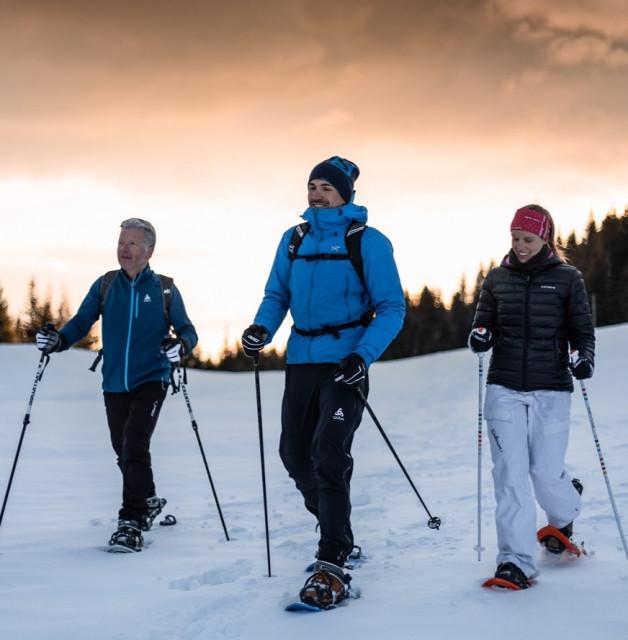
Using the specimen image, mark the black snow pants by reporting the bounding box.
[103,381,168,523]
[279,363,368,566]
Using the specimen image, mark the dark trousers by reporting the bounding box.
[279,363,368,565]
[103,381,168,522]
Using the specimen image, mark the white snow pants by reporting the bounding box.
[484,384,582,577]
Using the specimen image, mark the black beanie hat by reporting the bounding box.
[308,156,360,204]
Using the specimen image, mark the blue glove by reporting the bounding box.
[468,327,493,354]
[334,353,367,387]
[241,325,269,357]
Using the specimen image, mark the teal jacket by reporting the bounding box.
[59,266,198,392]
[253,203,405,366]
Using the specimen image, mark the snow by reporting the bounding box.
[1,325,628,640]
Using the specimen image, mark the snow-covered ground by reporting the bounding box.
[1,326,627,640]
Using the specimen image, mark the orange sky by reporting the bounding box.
[2,0,628,358]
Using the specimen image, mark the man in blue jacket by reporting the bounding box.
[242,157,405,607]
[36,218,197,552]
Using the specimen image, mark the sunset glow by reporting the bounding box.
[2,0,627,358]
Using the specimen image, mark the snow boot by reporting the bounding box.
[141,495,167,531]
[494,562,531,589]
[299,560,351,609]
[542,478,583,554]
[109,519,144,551]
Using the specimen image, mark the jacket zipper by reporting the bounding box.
[124,281,137,391]
[522,274,531,390]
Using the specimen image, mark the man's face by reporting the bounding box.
[117,227,154,277]
[307,178,345,208]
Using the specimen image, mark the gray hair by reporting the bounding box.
[120,218,156,247]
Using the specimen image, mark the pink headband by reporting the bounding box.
[510,207,551,240]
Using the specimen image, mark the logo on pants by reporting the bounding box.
[333,408,345,421]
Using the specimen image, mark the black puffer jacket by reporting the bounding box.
[473,246,595,392]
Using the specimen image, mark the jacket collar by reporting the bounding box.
[301,202,368,230]
[121,264,154,285]
[502,245,562,273]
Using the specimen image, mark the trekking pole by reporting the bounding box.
[253,355,272,576]
[473,355,486,561]
[0,345,51,529]
[176,366,229,541]
[576,376,628,561]
[356,387,441,530]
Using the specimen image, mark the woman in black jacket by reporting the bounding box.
[468,204,595,589]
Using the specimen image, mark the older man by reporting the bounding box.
[36,218,197,551]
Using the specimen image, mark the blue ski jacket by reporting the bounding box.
[253,203,405,366]
[59,266,198,393]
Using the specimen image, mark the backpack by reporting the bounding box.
[288,220,367,288]
[89,270,174,372]
[287,221,373,338]
[98,270,174,323]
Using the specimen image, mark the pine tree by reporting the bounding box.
[447,276,475,350]
[0,284,17,342]
[19,278,54,342]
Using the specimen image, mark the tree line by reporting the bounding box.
[2,208,627,370]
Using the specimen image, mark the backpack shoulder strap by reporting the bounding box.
[288,222,310,261]
[98,270,119,315]
[345,221,367,289]
[288,220,368,289]
[158,274,174,325]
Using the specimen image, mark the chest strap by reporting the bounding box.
[293,308,374,339]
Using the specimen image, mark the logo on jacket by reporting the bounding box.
[333,408,345,421]
[330,244,341,253]
[143,294,152,303]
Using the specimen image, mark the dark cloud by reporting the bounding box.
[1,0,627,186]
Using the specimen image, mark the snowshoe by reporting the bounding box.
[108,519,144,552]
[299,560,351,610]
[540,524,572,554]
[539,478,584,555]
[537,525,585,556]
[483,562,531,590]
[141,495,167,531]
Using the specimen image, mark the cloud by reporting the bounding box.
[1,0,627,190]
[490,0,628,38]
[548,33,628,67]
[490,0,628,68]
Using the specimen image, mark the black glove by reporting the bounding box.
[161,337,190,364]
[334,353,367,387]
[241,325,269,357]
[35,325,63,355]
[468,327,493,354]
[570,351,594,380]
